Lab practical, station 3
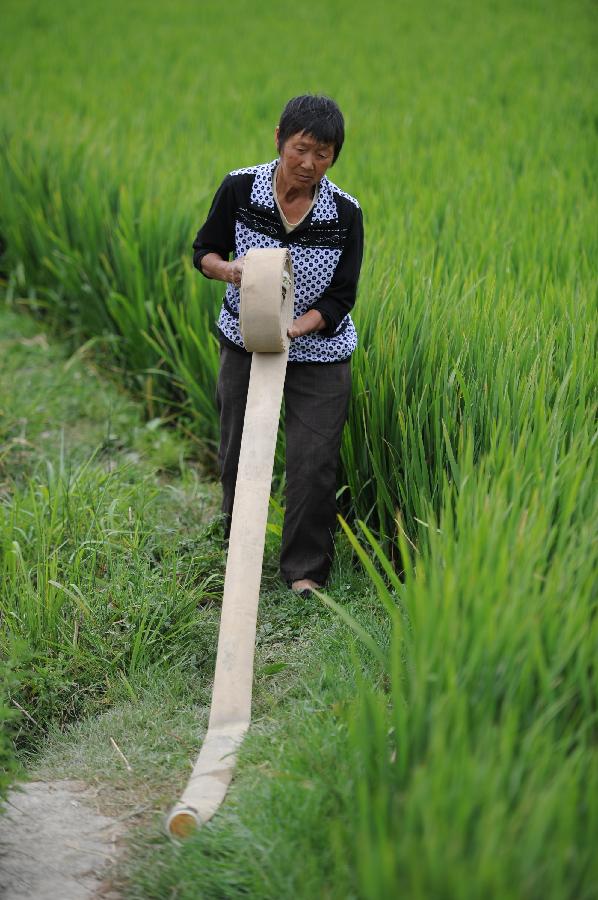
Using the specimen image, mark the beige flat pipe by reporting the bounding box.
[167,248,294,838]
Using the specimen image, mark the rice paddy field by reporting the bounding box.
[1,0,597,897]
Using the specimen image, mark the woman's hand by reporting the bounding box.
[287,309,326,339]
[201,254,325,337]
[200,253,245,286]
[227,257,245,287]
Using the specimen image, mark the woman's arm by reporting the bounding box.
[192,175,237,276]
[289,202,364,339]
[309,205,364,335]
[200,252,245,287]
[288,309,326,338]
[202,253,323,336]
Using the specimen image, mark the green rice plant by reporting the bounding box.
[141,261,222,453]
[322,421,598,898]
[342,256,597,544]
[1,0,596,891]
[2,0,596,544]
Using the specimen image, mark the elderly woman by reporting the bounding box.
[192,94,364,595]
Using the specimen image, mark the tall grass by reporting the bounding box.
[332,424,597,897]
[1,0,596,894]
[0,307,223,747]
[2,0,595,543]
[0,647,23,807]
[0,451,221,744]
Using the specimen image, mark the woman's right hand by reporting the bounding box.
[199,253,245,286]
[227,257,245,288]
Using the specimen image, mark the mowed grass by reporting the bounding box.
[1,0,597,896]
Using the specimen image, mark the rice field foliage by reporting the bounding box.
[1,0,595,541]
[1,0,597,895]
[331,430,598,898]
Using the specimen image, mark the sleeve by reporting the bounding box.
[192,175,237,277]
[309,205,364,336]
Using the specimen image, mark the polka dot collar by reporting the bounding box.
[249,160,339,224]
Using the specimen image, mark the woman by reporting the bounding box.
[192,94,364,595]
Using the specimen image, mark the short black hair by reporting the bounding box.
[277,95,345,165]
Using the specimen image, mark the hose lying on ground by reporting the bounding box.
[166,247,294,838]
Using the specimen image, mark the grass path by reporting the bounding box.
[0,307,380,897]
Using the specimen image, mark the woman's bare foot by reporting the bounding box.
[291,579,322,593]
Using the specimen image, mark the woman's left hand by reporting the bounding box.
[288,310,326,339]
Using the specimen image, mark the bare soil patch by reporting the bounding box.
[0,780,124,899]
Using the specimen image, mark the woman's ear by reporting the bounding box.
[274,125,280,154]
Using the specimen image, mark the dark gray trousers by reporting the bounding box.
[216,344,352,585]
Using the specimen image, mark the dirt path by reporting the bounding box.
[0,781,124,899]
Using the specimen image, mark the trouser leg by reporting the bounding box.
[216,344,252,538]
[280,360,352,586]
[216,347,352,581]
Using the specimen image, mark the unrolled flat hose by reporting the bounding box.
[166,248,294,838]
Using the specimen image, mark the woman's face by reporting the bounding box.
[275,128,335,191]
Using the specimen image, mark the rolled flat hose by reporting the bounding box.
[166,248,294,838]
